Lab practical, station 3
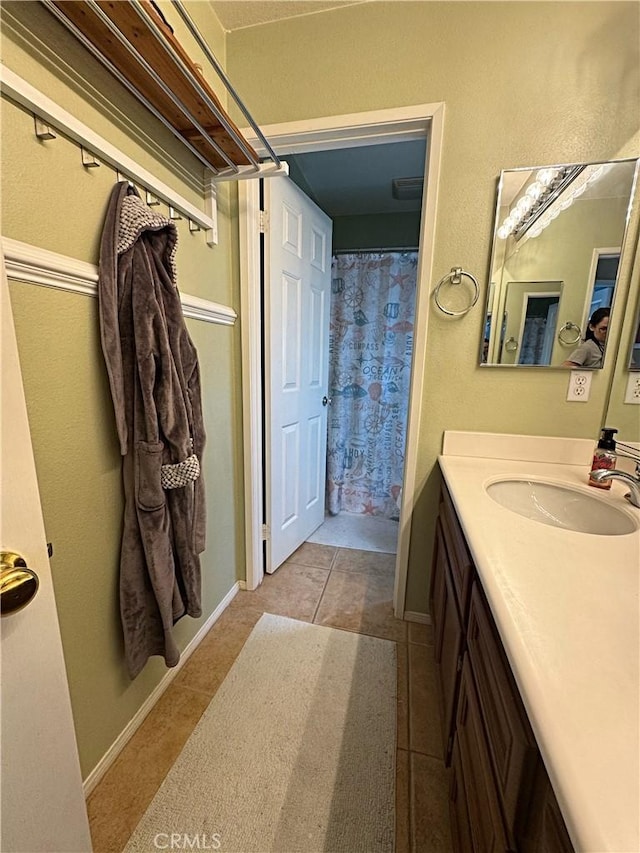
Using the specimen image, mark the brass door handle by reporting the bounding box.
[1,552,39,616]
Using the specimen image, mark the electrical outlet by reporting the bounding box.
[566,370,592,402]
[624,373,640,405]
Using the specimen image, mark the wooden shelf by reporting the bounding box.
[48,0,258,172]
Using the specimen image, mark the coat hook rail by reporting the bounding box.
[3,67,217,240]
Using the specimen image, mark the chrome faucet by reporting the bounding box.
[590,462,640,508]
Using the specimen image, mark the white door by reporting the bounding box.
[264,178,332,572]
[1,252,92,852]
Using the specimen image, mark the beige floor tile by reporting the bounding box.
[409,643,444,759]
[396,748,411,853]
[410,752,453,852]
[397,642,409,751]
[409,620,435,646]
[87,685,210,853]
[333,547,396,578]
[233,561,330,622]
[284,541,337,570]
[313,569,407,642]
[173,603,263,696]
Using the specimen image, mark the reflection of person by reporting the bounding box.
[562,307,610,368]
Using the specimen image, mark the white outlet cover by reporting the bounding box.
[624,373,640,405]
[566,370,593,402]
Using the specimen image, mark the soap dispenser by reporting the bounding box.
[589,427,618,489]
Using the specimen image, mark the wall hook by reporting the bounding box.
[34,116,56,140]
[81,148,100,168]
[116,170,134,187]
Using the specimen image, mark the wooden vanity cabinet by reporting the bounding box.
[454,657,509,852]
[467,582,539,848]
[518,760,574,853]
[430,518,465,764]
[430,482,574,853]
[429,486,474,765]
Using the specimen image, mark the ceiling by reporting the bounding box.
[208,2,425,217]
[285,139,427,217]
[211,1,364,32]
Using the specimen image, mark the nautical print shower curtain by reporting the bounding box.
[327,251,418,519]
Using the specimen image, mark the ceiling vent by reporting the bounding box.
[391,176,423,201]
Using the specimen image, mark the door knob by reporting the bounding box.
[1,552,39,616]
[322,396,332,406]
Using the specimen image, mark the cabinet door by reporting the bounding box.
[450,739,474,853]
[519,760,575,853]
[431,518,465,764]
[440,485,473,621]
[467,583,538,845]
[456,658,509,853]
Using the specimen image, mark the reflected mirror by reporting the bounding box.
[481,158,638,368]
[629,305,640,370]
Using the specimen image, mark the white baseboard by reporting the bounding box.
[404,611,432,625]
[82,581,240,797]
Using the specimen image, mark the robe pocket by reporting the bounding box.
[135,441,165,511]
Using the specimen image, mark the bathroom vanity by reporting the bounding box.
[430,432,640,853]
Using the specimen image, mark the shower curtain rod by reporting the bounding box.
[332,247,419,255]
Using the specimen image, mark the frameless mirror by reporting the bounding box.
[481,158,638,368]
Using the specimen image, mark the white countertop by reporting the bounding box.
[438,433,639,853]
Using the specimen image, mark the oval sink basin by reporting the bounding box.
[486,479,638,535]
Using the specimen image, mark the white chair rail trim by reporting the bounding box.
[2,237,236,326]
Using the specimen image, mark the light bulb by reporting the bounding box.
[497,225,511,239]
[515,196,534,217]
[526,182,544,201]
[536,168,559,187]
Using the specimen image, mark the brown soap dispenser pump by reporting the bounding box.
[588,427,618,489]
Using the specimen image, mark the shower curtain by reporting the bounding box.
[327,251,418,519]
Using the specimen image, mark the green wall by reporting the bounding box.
[1,1,244,778]
[225,1,640,612]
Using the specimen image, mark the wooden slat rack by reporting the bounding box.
[41,0,282,179]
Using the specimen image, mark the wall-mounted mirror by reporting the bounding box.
[481,158,639,368]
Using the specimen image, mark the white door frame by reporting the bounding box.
[583,246,621,327]
[238,103,445,620]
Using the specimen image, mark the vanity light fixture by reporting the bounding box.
[523,164,605,242]
[497,165,580,240]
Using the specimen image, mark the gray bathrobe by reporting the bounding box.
[98,181,206,678]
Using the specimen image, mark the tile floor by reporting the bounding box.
[87,543,453,853]
[307,511,399,553]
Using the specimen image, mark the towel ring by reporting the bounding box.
[557,321,581,346]
[433,267,480,317]
[504,337,519,353]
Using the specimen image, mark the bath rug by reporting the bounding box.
[124,613,396,852]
